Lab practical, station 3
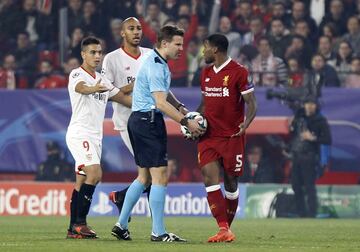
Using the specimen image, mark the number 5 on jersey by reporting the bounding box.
[235,154,243,172]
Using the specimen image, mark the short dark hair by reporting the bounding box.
[81,36,101,51]
[156,26,184,48]
[206,33,229,53]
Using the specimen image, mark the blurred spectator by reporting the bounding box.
[294,19,316,49]
[135,1,199,87]
[0,54,15,89]
[239,145,274,183]
[318,36,336,65]
[13,31,37,85]
[187,39,201,86]
[67,0,83,36]
[107,18,123,52]
[35,141,74,182]
[285,35,312,69]
[68,27,84,62]
[271,1,291,28]
[34,60,67,89]
[342,16,360,55]
[162,0,179,19]
[167,158,192,182]
[319,0,348,36]
[268,18,292,59]
[321,22,341,49]
[80,0,106,38]
[209,1,241,59]
[290,1,318,37]
[62,57,80,78]
[287,56,305,88]
[218,16,241,59]
[243,16,266,47]
[102,0,136,20]
[230,0,252,35]
[236,44,258,69]
[144,1,169,27]
[344,57,360,88]
[334,40,353,84]
[177,2,191,17]
[0,0,17,53]
[289,97,331,217]
[303,54,340,98]
[251,36,288,87]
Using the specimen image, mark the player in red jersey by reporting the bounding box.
[197,34,257,243]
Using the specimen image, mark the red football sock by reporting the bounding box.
[206,185,229,230]
[225,189,239,227]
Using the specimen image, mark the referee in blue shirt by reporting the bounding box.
[114,26,204,242]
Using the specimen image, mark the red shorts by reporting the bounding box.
[197,135,245,176]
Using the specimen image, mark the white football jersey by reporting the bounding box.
[102,47,151,130]
[67,67,119,141]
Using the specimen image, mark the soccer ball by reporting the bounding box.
[180,112,207,139]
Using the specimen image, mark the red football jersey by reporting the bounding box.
[200,59,254,137]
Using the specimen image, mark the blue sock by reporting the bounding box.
[149,185,167,236]
[117,180,145,229]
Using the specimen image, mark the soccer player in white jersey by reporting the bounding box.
[101,17,189,237]
[66,37,131,239]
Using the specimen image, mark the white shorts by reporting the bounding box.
[120,129,134,156]
[66,135,102,176]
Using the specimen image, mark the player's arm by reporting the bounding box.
[166,90,189,115]
[231,91,257,137]
[196,94,205,114]
[120,81,134,94]
[153,91,204,135]
[109,90,132,108]
[75,79,108,95]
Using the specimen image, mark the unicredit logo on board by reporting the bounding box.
[0,188,67,216]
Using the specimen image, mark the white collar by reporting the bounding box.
[213,57,231,74]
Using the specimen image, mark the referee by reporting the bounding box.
[112,26,204,242]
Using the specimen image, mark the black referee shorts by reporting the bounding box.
[127,111,168,168]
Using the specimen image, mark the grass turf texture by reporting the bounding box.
[0,216,359,252]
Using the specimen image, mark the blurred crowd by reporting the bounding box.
[0,0,360,90]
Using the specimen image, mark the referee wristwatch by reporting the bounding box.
[180,117,189,126]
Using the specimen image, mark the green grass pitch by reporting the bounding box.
[0,216,359,252]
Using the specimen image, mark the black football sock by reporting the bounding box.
[143,184,151,200]
[76,183,96,224]
[69,189,78,231]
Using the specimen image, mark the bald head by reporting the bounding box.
[120,17,142,47]
[121,17,140,31]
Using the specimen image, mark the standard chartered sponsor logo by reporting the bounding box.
[0,188,67,216]
[131,193,211,216]
[204,86,229,97]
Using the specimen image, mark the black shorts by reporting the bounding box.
[127,111,168,168]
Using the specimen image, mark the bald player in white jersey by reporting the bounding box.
[102,18,190,240]
[66,37,131,239]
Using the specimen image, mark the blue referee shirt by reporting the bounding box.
[132,49,171,112]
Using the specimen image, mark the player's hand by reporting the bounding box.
[231,122,247,137]
[120,81,134,94]
[187,118,206,138]
[94,79,109,93]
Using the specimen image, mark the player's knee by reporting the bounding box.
[151,172,168,186]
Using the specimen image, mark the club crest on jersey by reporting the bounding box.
[205,78,210,82]
[223,75,229,86]
[101,69,106,75]
[72,72,80,78]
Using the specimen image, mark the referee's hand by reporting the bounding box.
[187,118,206,137]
